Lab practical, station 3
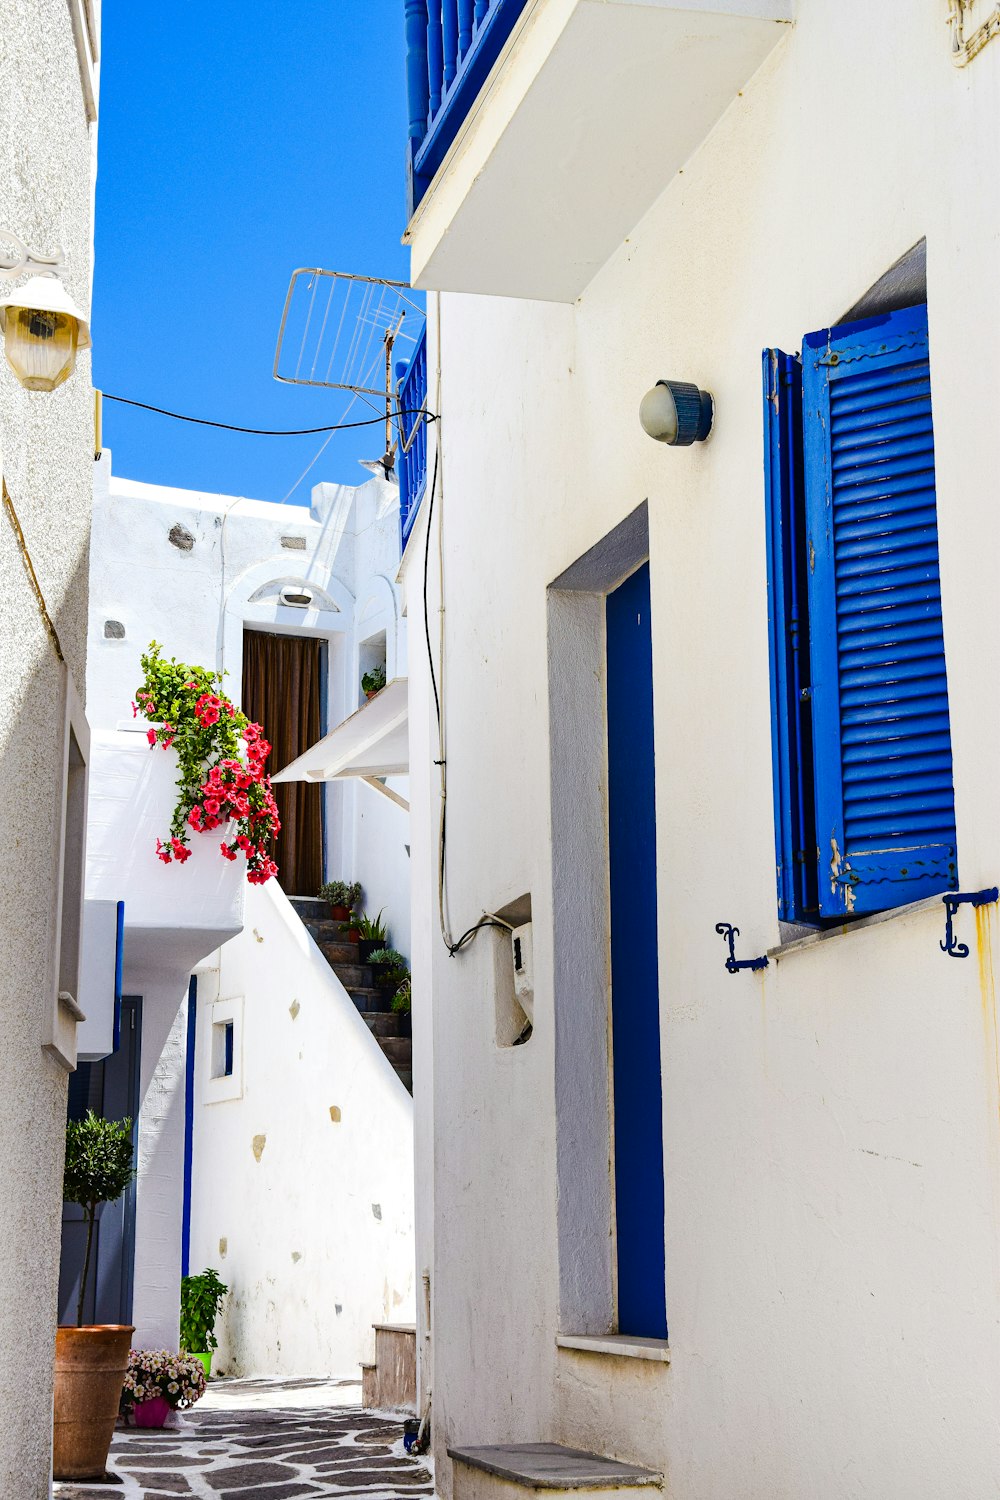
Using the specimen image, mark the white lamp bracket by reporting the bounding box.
[0,230,65,283]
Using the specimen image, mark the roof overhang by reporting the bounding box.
[272,677,409,785]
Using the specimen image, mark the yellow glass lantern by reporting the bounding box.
[0,275,91,392]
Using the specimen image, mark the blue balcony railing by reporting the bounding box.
[396,321,428,544]
[404,0,530,217]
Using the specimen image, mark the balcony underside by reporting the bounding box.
[405,0,794,303]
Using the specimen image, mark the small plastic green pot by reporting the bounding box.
[192,1351,213,1380]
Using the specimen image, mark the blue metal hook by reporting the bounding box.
[716,922,769,975]
[940,888,998,958]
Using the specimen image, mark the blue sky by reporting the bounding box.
[93,2,413,507]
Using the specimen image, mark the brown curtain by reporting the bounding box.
[242,630,324,897]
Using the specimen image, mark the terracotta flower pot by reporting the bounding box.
[330,903,351,921]
[53,1324,134,1480]
[133,1395,172,1429]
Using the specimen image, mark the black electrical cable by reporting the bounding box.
[421,441,511,958]
[103,392,437,437]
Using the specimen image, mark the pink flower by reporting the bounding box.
[203,796,221,816]
[147,728,157,747]
[220,842,238,862]
[131,701,138,719]
[187,806,203,829]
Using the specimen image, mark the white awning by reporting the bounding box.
[271,677,408,786]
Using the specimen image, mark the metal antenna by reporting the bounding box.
[273,268,425,477]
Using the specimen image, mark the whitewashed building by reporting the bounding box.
[83,456,415,1372]
[396,2,1000,1497]
[0,2,101,1495]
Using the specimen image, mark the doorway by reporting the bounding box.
[242,629,326,898]
[59,996,142,1325]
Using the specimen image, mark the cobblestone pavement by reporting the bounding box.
[54,1377,434,1500]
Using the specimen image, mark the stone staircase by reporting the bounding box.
[289,896,412,1092]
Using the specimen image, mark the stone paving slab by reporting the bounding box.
[54,1377,433,1500]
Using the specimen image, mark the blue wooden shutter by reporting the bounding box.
[801,304,957,917]
[763,348,818,923]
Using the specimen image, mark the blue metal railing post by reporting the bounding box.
[405,0,430,218]
[427,4,444,116]
[458,0,474,60]
[442,0,459,88]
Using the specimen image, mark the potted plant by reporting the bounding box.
[361,664,386,700]
[392,976,412,1038]
[55,1112,136,1480]
[369,948,408,997]
[356,909,388,964]
[179,1267,228,1380]
[342,914,363,944]
[318,879,362,922]
[120,1349,207,1428]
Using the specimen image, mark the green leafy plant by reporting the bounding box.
[362,664,386,695]
[392,977,411,1015]
[370,948,409,992]
[135,643,280,883]
[180,1268,229,1354]
[318,879,362,909]
[64,1112,135,1326]
[355,909,387,943]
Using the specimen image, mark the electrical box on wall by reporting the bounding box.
[511,922,534,1023]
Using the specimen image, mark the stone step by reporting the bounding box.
[379,1036,412,1066]
[307,918,356,944]
[289,896,329,920]
[394,1068,413,1092]
[365,1012,402,1038]
[319,942,361,966]
[328,962,372,989]
[350,987,392,1013]
[448,1444,662,1499]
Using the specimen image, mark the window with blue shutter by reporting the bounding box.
[763,303,958,922]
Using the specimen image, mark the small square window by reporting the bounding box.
[212,1020,234,1078]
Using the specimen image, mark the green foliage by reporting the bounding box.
[361,664,386,695]
[64,1112,135,1325]
[64,1112,135,1212]
[356,909,387,943]
[370,948,409,992]
[318,879,362,908]
[368,947,406,968]
[391,977,411,1015]
[180,1268,229,1353]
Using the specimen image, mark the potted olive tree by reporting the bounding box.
[54,1112,136,1480]
[180,1267,229,1379]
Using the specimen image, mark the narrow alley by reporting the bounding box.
[54,1379,433,1500]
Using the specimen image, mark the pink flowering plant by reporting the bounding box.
[120,1348,206,1413]
[135,642,280,884]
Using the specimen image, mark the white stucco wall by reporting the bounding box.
[88,461,415,1372]
[0,2,98,1495]
[406,5,1000,1498]
[189,881,415,1376]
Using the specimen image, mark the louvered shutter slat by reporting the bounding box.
[802,304,958,916]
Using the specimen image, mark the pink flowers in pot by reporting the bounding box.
[120,1348,206,1419]
[136,643,281,885]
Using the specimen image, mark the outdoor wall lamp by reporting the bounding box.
[639,379,713,446]
[0,232,91,392]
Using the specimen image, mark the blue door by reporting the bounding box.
[606,562,667,1339]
